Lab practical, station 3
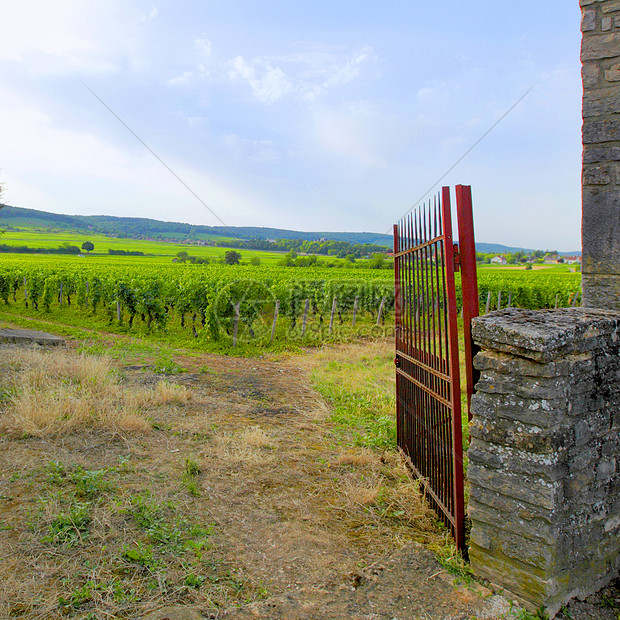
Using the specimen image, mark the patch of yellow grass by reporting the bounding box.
[0,347,151,436]
[126,380,191,409]
[213,425,277,465]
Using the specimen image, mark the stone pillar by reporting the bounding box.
[581,0,620,310]
[468,308,620,618]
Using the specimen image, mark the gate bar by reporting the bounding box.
[441,187,466,551]
[455,185,479,420]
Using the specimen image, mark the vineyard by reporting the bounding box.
[0,256,581,349]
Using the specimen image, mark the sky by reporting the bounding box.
[0,1,583,250]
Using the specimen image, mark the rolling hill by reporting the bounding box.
[0,204,579,255]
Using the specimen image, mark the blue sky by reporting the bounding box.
[0,1,582,250]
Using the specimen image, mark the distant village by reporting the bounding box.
[478,250,581,266]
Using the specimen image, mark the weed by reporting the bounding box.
[600,593,620,609]
[45,460,66,484]
[185,458,201,477]
[153,353,186,374]
[509,604,550,620]
[183,457,202,496]
[58,580,97,609]
[71,467,112,498]
[42,501,91,546]
[121,542,159,570]
[184,573,205,588]
[429,543,473,583]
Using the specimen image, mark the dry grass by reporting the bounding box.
[212,425,278,465]
[0,347,190,436]
[334,449,447,547]
[0,339,468,619]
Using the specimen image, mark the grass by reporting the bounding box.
[301,340,462,554]
[0,347,157,435]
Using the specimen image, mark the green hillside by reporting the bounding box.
[0,205,393,246]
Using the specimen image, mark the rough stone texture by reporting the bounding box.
[581,0,620,310]
[0,328,64,346]
[468,308,620,619]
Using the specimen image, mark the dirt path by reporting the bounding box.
[0,334,522,620]
[118,350,513,620]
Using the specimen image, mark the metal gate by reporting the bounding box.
[393,185,478,551]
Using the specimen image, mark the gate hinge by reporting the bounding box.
[453,244,461,272]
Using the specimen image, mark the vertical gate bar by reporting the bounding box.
[423,202,432,367]
[413,210,421,357]
[438,200,450,377]
[394,224,401,353]
[429,202,437,368]
[434,235,444,380]
[455,184,479,421]
[441,185,466,551]
[404,218,409,355]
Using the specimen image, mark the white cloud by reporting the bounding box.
[0,1,149,75]
[167,71,194,86]
[165,37,213,86]
[229,56,292,103]
[228,46,377,104]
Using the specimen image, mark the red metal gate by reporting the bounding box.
[393,185,478,551]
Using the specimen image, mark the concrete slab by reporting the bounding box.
[0,328,64,346]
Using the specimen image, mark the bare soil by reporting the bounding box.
[0,338,617,619]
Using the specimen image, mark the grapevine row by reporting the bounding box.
[0,259,581,344]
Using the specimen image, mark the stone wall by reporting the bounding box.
[468,308,620,618]
[581,0,620,310]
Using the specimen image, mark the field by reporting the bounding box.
[2,238,614,619]
[0,248,581,354]
[0,227,289,264]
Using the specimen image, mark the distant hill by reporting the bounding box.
[0,204,580,255]
[0,205,394,246]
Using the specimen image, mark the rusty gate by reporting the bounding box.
[393,185,478,551]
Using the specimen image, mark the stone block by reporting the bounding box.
[473,349,576,378]
[583,118,620,143]
[583,86,620,116]
[596,457,616,480]
[469,544,549,602]
[583,163,615,184]
[582,61,601,88]
[573,409,613,446]
[602,0,620,12]
[468,500,557,546]
[583,145,620,163]
[468,483,554,521]
[471,521,557,571]
[468,463,563,510]
[605,63,620,80]
[582,274,620,311]
[603,15,613,30]
[468,439,567,481]
[469,414,572,454]
[0,328,64,346]
[582,32,620,60]
[472,308,620,362]
[470,391,568,426]
[475,371,571,400]
[582,8,598,31]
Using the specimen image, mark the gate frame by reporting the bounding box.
[393,185,478,551]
